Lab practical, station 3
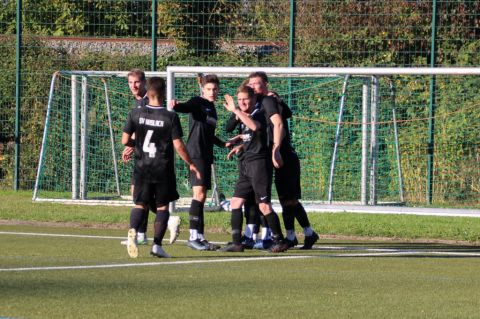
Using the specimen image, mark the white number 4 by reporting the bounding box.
[143,130,157,158]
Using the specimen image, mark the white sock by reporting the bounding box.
[137,232,145,241]
[261,227,271,240]
[197,233,205,241]
[286,229,296,241]
[189,229,198,241]
[252,233,258,241]
[303,227,313,237]
[245,224,255,238]
[152,244,160,254]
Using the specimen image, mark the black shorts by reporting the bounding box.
[189,158,212,189]
[133,179,179,208]
[275,150,302,200]
[233,159,272,204]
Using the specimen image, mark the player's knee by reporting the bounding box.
[193,186,207,203]
[258,203,272,215]
[230,197,244,209]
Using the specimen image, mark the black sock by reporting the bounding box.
[294,202,310,228]
[130,208,147,230]
[231,208,243,244]
[264,211,284,241]
[244,201,259,225]
[138,210,150,233]
[281,205,295,231]
[153,210,170,246]
[260,214,269,228]
[197,201,205,235]
[189,199,202,231]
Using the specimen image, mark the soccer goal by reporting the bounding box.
[33,67,480,208]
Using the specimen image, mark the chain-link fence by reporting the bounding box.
[1,0,479,207]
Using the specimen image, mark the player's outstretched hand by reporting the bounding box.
[190,163,202,180]
[122,146,134,163]
[168,99,178,109]
[227,144,244,160]
[223,94,236,112]
[226,134,242,148]
[272,145,284,168]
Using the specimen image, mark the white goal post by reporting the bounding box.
[32,67,480,209]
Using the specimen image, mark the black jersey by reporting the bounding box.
[238,104,268,162]
[123,105,183,183]
[174,96,223,164]
[259,95,294,154]
[133,95,148,109]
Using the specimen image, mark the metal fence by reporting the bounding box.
[0,0,479,207]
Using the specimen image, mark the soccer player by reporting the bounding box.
[122,77,200,258]
[121,69,181,246]
[225,104,272,250]
[219,85,289,253]
[247,72,319,249]
[169,74,226,251]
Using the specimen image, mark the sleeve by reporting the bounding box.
[261,96,280,120]
[123,111,135,135]
[225,113,240,133]
[174,97,198,114]
[212,135,225,147]
[171,113,184,140]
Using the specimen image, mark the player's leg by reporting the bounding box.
[187,185,208,250]
[218,166,250,252]
[150,181,180,258]
[127,180,151,258]
[217,196,246,252]
[250,159,288,253]
[277,151,318,249]
[242,192,258,249]
[151,204,171,258]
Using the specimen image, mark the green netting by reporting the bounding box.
[34,71,479,207]
[1,0,480,207]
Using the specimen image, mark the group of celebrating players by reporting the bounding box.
[121,69,319,258]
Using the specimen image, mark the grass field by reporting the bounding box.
[1,190,480,318]
[1,225,480,319]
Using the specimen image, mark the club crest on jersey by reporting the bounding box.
[139,117,164,127]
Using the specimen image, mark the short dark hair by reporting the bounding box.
[236,84,255,97]
[200,74,220,87]
[147,77,166,99]
[127,68,146,82]
[248,71,268,83]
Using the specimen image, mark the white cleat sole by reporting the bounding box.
[127,228,138,258]
[167,215,181,244]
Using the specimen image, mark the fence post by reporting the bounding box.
[151,0,158,71]
[287,0,296,111]
[14,0,22,190]
[427,0,438,204]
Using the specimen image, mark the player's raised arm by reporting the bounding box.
[223,94,259,131]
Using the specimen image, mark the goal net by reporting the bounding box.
[33,67,480,208]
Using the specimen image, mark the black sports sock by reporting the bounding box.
[153,210,170,246]
[189,199,202,231]
[138,210,150,233]
[260,214,269,228]
[244,201,259,225]
[231,208,243,244]
[281,205,296,231]
[196,200,205,235]
[264,211,284,240]
[130,208,147,230]
[294,202,311,228]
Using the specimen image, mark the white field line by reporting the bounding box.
[0,231,125,240]
[0,255,314,272]
[1,231,479,273]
